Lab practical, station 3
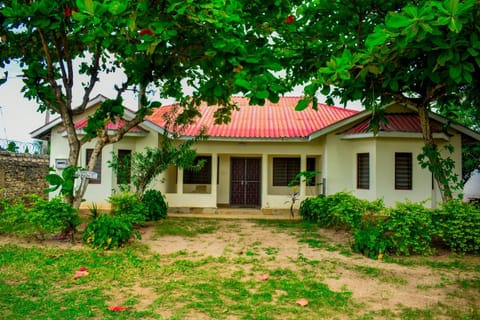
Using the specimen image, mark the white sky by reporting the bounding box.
[0,63,362,142]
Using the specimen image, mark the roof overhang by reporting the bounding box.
[341,131,450,141]
[30,94,171,139]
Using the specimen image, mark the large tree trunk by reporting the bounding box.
[417,104,452,202]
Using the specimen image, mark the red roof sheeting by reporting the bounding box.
[73,118,145,133]
[344,114,443,134]
[147,97,358,139]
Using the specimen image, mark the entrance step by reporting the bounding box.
[168,207,301,220]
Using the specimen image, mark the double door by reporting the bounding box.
[230,157,261,207]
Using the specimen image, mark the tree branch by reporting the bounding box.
[74,42,102,115]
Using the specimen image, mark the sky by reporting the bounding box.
[0,63,362,143]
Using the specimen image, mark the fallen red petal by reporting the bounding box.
[296,298,308,307]
[108,306,130,312]
[258,273,270,281]
[79,266,88,272]
[73,270,89,279]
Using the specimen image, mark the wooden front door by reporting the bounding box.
[230,157,261,207]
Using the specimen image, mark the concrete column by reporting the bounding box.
[261,154,268,208]
[300,153,307,198]
[211,153,218,206]
[177,168,183,194]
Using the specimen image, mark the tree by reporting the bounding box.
[278,0,480,201]
[0,0,292,208]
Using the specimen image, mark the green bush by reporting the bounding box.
[352,218,389,259]
[83,214,140,250]
[299,195,328,224]
[26,196,80,239]
[0,198,28,235]
[142,189,168,221]
[433,200,480,254]
[299,192,384,230]
[0,196,79,239]
[382,201,435,256]
[109,192,146,225]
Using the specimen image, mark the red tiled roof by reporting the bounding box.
[147,97,358,139]
[344,114,443,134]
[73,118,145,133]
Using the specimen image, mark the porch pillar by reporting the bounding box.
[300,154,307,198]
[211,153,218,205]
[177,168,184,194]
[261,154,268,208]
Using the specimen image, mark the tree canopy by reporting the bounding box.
[277,0,480,200]
[0,0,293,207]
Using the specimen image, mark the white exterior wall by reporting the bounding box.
[323,131,464,207]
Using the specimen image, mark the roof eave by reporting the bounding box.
[308,110,373,140]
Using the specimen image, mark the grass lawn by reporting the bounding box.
[0,217,479,319]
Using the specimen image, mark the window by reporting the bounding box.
[395,152,412,190]
[117,150,131,184]
[86,149,102,184]
[306,157,317,186]
[183,156,212,184]
[273,157,300,186]
[357,153,370,189]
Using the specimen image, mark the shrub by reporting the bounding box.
[0,198,28,235]
[109,192,146,225]
[26,196,80,239]
[352,218,389,259]
[433,200,480,254]
[83,214,140,250]
[0,196,79,239]
[299,195,328,224]
[382,201,435,256]
[142,189,168,221]
[299,192,384,230]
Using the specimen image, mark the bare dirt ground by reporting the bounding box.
[1,215,479,318]
[141,217,480,317]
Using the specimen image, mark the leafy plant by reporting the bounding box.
[352,219,388,259]
[108,192,146,225]
[6,141,18,153]
[44,166,78,197]
[142,189,168,221]
[0,196,79,240]
[382,201,435,256]
[83,214,140,250]
[433,200,480,254]
[299,192,383,230]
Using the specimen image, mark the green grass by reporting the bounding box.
[154,217,219,237]
[1,217,479,319]
[0,243,354,319]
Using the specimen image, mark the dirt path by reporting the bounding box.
[1,217,478,318]
[141,219,480,316]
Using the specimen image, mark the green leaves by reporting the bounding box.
[45,166,78,196]
[76,0,94,15]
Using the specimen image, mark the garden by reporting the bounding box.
[0,191,479,319]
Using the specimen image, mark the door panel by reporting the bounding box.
[230,158,261,207]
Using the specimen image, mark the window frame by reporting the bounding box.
[273,157,300,187]
[357,153,370,189]
[395,152,413,190]
[116,149,132,185]
[183,156,212,184]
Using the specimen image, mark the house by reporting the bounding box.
[31,95,480,211]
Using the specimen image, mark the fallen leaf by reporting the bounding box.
[296,298,308,307]
[258,273,270,281]
[73,270,89,279]
[79,266,88,272]
[108,306,130,312]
